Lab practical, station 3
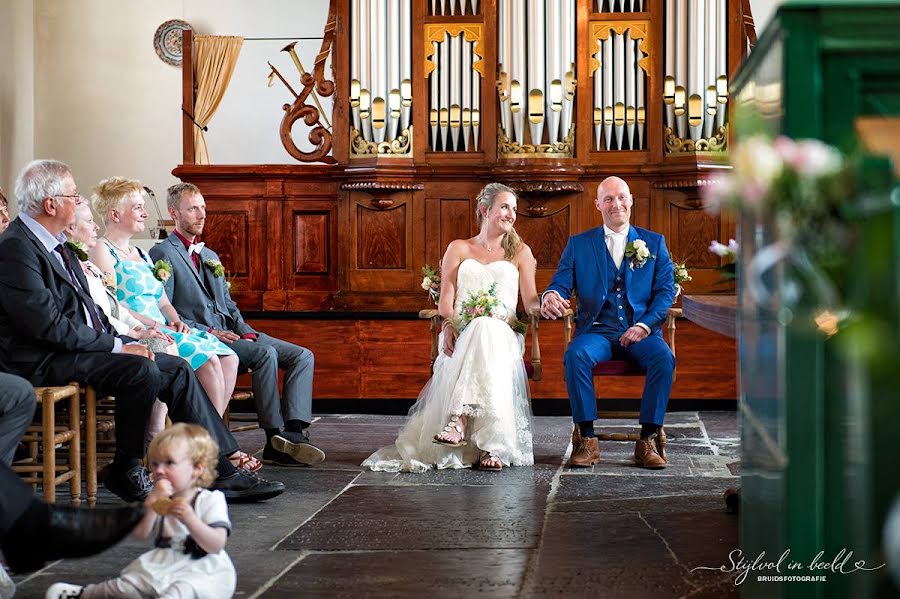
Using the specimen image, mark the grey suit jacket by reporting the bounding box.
[148,235,256,336]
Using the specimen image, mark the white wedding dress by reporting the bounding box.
[363,258,534,472]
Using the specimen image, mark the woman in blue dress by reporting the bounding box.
[89,177,260,472]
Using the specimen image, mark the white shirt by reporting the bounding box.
[604,224,629,270]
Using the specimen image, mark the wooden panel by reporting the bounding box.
[356,203,406,270]
[424,197,472,268]
[204,211,250,275]
[666,189,734,293]
[513,203,572,272]
[293,212,329,274]
[242,317,735,401]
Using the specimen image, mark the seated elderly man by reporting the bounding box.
[0,159,284,503]
[150,183,324,466]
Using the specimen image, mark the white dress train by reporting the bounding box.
[362,259,534,472]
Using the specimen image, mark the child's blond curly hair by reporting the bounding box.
[147,423,219,488]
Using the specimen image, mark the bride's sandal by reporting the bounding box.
[479,451,503,472]
[433,414,467,447]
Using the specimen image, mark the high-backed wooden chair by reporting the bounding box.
[419,310,542,381]
[12,383,82,504]
[563,307,682,443]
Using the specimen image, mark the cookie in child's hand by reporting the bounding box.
[152,497,183,515]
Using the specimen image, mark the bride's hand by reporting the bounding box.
[442,324,458,357]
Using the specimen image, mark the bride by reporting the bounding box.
[363,183,540,472]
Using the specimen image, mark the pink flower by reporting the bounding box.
[701,175,734,214]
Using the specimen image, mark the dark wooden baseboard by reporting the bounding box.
[241,315,737,401]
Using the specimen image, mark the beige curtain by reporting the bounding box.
[192,35,243,165]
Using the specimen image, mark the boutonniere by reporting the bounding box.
[625,239,655,270]
[152,259,173,282]
[204,259,225,278]
[65,240,89,262]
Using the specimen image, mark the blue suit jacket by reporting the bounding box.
[546,225,675,337]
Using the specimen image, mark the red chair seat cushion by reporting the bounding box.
[592,359,645,376]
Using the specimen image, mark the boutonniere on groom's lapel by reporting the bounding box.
[204,259,225,278]
[64,240,89,262]
[625,239,655,270]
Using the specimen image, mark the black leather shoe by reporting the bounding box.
[271,433,325,465]
[213,468,284,503]
[105,464,152,502]
[2,504,145,573]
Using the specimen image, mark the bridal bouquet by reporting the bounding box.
[672,257,692,298]
[455,283,528,335]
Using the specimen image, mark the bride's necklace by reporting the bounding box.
[478,237,500,253]
[103,236,132,255]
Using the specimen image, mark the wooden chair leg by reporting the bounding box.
[85,386,97,507]
[68,387,81,505]
[41,388,56,504]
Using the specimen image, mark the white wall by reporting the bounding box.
[751,0,786,37]
[0,0,34,216]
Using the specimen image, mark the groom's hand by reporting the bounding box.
[540,292,570,320]
[619,326,649,347]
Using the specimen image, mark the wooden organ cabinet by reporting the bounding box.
[174,0,754,403]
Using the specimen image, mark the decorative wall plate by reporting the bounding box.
[154,19,192,66]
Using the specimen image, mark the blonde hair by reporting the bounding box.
[166,182,201,211]
[92,176,144,227]
[147,423,219,488]
[475,182,522,260]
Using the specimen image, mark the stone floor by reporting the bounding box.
[11,411,741,599]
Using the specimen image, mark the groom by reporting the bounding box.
[149,183,324,467]
[541,176,675,469]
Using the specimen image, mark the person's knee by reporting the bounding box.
[9,376,36,411]
[648,349,675,374]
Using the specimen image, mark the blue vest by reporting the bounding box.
[594,249,633,335]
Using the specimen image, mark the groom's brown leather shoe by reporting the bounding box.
[635,433,667,469]
[567,426,600,467]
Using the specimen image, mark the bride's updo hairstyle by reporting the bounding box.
[475,182,522,260]
[92,176,144,230]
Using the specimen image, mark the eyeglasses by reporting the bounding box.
[54,193,84,205]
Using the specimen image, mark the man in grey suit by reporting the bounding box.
[149,183,324,466]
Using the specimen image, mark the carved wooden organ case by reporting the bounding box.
[175,0,751,315]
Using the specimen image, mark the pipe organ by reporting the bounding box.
[176,1,753,401]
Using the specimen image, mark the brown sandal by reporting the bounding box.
[479,451,503,471]
[433,414,467,447]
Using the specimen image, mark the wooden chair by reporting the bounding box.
[418,310,543,381]
[12,383,82,504]
[562,307,682,443]
[223,389,258,433]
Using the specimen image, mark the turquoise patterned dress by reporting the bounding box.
[106,243,235,370]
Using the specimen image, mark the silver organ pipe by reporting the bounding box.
[625,30,635,148]
[675,0,687,139]
[597,0,643,12]
[359,0,372,142]
[687,0,705,141]
[547,0,561,145]
[526,0,545,146]
[449,32,461,150]
[613,32,624,149]
[430,41,439,150]
[471,59,480,151]
[602,38,612,150]
[716,0,728,129]
[462,39,472,151]
[350,0,361,134]
[400,0,411,131]
[593,42,603,150]
[498,0,512,139]
[510,0,526,144]
[704,0,717,140]
[664,0,675,132]
[371,0,386,143]
[439,33,449,150]
[387,0,401,141]
[561,0,575,142]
